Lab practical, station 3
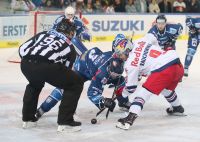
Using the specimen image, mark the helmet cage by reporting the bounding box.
[107,58,124,79]
[113,38,133,56]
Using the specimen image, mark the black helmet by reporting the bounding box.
[56,19,76,38]
[108,58,124,79]
[156,14,167,23]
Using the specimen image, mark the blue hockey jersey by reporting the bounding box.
[148,23,183,49]
[74,47,125,109]
[186,17,200,35]
[52,15,91,41]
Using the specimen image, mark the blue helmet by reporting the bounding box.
[112,34,126,51]
[108,58,124,79]
[156,14,167,23]
[112,37,133,56]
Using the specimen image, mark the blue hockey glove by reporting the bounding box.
[80,31,91,41]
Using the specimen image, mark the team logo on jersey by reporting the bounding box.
[131,41,146,67]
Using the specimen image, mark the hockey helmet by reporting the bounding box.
[108,58,124,79]
[113,37,133,56]
[112,34,126,51]
[65,6,75,20]
[56,19,76,39]
[156,14,167,24]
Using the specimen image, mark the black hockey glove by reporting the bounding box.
[104,98,116,112]
[189,26,197,35]
[163,39,175,51]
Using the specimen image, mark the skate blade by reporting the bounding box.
[119,107,129,112]
[116,122,130,130]
[22,121,37,129]
[57,125,81,133]
[167,112,187,116]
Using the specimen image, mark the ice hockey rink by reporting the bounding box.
[0,41,200,142]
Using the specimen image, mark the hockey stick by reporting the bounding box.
[105,92,117,119]
[96,107,106,117]
[105,76,122,119]
[95,90,117,117]
[130,31,135,42]
[96,76,121,118]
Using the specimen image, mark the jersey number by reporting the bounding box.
[149,49,162,58]
[89,49,98,61]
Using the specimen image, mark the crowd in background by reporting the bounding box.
[10,0,200,13]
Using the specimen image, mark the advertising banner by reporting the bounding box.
[0,14,189,48]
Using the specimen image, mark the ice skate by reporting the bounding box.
[57,120,81,132]
[35,108,44,120]
[22,117,38,129]
[116,112,138,130]
[166,105,186,116]
[118,101,131,111]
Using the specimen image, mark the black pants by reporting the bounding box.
[21,59,84,124]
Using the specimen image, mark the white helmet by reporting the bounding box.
[65,6,75,20]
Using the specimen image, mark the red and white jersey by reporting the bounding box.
[124,34,180,88]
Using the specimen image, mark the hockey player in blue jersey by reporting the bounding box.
[52,6,91,42]
[35,47,130,119]
[51,6,91,55]
[184,17,200,77]
[148,14,183,51]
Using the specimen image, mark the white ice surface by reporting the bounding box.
[0,41,200,142]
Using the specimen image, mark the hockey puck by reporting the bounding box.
[91,118,97,124]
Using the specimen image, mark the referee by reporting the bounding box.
[19,19,85,132]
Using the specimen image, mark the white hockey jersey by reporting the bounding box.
[124,34,180,89]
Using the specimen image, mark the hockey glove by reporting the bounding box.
[189,27,197,35]
[163,39,175,51]
[80,31,92,41]
[104,98,116,112]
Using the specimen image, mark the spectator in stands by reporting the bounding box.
[186,0,200,13]
[125,0,137,13]
[53,0,64,8]
[146,0,151,12]
[158,0,172,13]
[113,0,126,12]
[11,0,36,13]
[93,0,103,13]
[173,0,186,13]
[149,0,160,13]
[41,0,53,8]
[63,0,76,7]
[85,2,94,13]
[76,0,86,14]
[102,0,115,13]
[32,0,42,8]
[134,0,147,13]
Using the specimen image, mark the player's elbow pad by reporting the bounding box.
[145,33,159,46]
[122,86,137,97]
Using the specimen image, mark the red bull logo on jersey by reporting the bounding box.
[131,41,146,67]
[140,44,151,66]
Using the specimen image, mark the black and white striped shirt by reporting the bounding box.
[19,31,76,67]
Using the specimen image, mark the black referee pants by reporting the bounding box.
[21,59,85,124]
